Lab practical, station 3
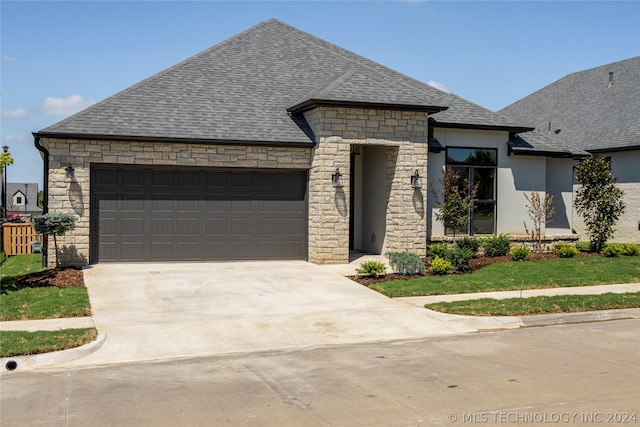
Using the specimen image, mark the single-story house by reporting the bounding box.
[4,183,42,217]
[499,57,640,244]
[34,19,586,266]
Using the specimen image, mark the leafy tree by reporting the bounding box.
[430,167,478,239]
[37,191,44,208]
[0,151,13,174]
[32,213,77,266]
[524,190,555,253]
[574,156,625,252]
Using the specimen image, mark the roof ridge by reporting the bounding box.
[42,19,275,132]
[273,20,445,101]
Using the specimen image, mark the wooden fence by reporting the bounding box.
[1,223,43,256]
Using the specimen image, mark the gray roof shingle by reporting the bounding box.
[499,57,640,152]
[37,19,579,158]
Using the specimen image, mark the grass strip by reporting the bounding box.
[0,287,91,321]
[0,254,43,293]
[371,256,640,297]
[0,328,97,357]
[425,292,640,316]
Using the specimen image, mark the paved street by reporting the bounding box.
[2,320,639,426]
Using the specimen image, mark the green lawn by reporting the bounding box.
[0,253,91,320]
[0,287,91,321]
[425,292,640,316]
[371,256,640,298]
[0,253,44,293]
[0,328,97,358]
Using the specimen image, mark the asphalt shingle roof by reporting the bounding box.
[38,19,543,146]
[499,57,640,153]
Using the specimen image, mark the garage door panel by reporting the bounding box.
[92,166,307,262]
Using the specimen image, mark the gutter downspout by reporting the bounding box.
[33,135,49,267]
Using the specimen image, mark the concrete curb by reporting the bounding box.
[0,332,107,373]
[518,308,640,327]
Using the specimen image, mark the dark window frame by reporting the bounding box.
[445,147,497,236]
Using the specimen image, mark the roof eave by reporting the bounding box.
[32,132,315,148]
[287,99,449,115]
[431,121,534,133]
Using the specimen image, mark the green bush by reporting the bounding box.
[510,245,531,261]
[601,245,622,258]
[482,234,511,257]
[427,243,475,271]
[387,251,425,276]
[614,243,640,256]
[455,237,481,256]
[356,260,387,277]
[554,242,579,258]
[429,256,453,275]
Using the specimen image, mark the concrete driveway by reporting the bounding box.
[72,261,473,366]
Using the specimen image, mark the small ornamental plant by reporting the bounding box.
[554,242,579,258]
[387,251,425,276]
[356,260,387,278]
[601,244,622,258]
[510,245,530,261]
[429,256,453,275]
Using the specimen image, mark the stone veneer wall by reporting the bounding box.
[40,138,312,266]
[303,107,429,264]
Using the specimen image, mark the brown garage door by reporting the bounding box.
[90,166,307,262]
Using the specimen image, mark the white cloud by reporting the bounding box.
[4,134,27,142]
[0,107,28,118]
[43,95,96,116]
[2,55,17,62]
[427,80,449,93]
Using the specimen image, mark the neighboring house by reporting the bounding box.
[5,183,42,216]
[500,57,640,244]
[34,19,584,266]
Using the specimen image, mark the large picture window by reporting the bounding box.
[446,148,497,235]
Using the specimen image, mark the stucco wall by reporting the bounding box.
[573,149,640,243]
[429,128,575,240]
[40,138,312,266]
[304,107,429,264]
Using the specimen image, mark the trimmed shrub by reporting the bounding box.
[601,245,622,258]
[427,243,475,271]
[617,243,640,256]
[387,251,425,276]
[554,242,579,258]
[510,245,530,261]
[482,234,511,257]
[429,256,453,275]
[356,260,387,277]
[455,237,481,256]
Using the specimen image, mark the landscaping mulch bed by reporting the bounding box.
[14,267,85,289]
[350,251,602,287]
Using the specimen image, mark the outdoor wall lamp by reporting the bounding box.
[331,167,343,188]
[65,163,75,179]
[410,169,421,189]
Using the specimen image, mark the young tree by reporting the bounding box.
[574,156,625,252]
[430,167,478,239]
[32,213,77,267]
[524,190,555,253]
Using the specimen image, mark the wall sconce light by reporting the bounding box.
[331,167,343,188]
[65,163,75,179]
[410,169,421,189]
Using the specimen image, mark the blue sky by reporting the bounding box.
[2,1,639,187]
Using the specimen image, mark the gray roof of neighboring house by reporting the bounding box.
[499,56,640,153]
[5,183,42,213]
[36,19,576,157]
